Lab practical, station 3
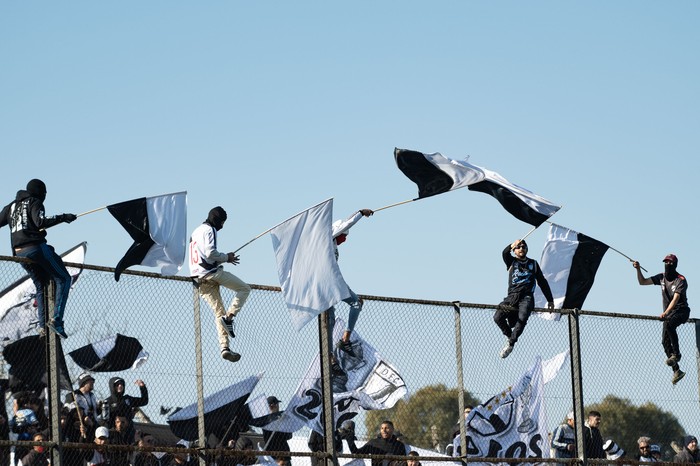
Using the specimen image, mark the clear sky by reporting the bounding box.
[1,0,699,435]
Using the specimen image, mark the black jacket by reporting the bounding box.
[673,447,699,464]
[0,190,64,249]
[104,377,149,427]
[348,435,406,466]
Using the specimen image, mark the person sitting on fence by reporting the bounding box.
[632,255,690,385]
[327,208,373,357]
[494,239,554,358]
[0,178,77,338]
[189,207,251,363]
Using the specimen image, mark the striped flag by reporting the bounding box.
[108,192,187,281]
[395,148,560,226]
[535,223,609,318]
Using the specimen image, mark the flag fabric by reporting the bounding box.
[263,319,407,434]
[270,199,351,331]
[2,335,72,394]
[108,192,187,281]
[68,333,149,372]
[534,223,609,319]
[167,373,262,441]
[394,148,560,226]
[0,242,87,344]
[461,357,548,465]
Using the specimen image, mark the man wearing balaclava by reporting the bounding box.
[633,254,691,385]
[189,207,250,362]
[0,179,77,338]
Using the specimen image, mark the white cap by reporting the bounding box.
[95,426,109,439]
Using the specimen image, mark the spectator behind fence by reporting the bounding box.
[189,206,251,363]
[102,377,148,439]
[261,396,292,462]
[346,420,406,466]
[86,426,115,466]
[69,373,99,437]
[19,431,48,466]
[650,444,662,461]
[109,415,134,465]
[494,239,554,359]
[636,436,658,462]
[633,254,690,385]
[673,435,699,464]
[551,411,576,465]
[134,433,172,466]
[583,411,605,459]
[0,178,77,338]
[308,426,344,466]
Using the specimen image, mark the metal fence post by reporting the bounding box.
[454,302,467,465]
[318,310,338,466]
[568,309,586,466]
[192,283,206,465]
[46,281,63,465]
[694,321,700,409]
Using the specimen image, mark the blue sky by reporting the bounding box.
[1,1,700,435]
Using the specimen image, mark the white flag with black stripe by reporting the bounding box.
[535,223,609,320]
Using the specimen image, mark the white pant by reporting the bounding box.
[198,268,251,349]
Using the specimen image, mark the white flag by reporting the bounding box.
[263,320,408,434]
[463,357,548,465]
[271,199,351,331]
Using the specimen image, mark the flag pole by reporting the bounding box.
[77,206,107,218]
[544,221,647,273]
[372,198,416,213]
[233,198,333,253]
[520,225,538,241]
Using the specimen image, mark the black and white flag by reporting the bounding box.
[0,242,87,344]
[535,223,609,319]
[3,335,72,394]
[395,148,560,226]
[108,192,187,281]
[263,319,407,434]
[167,373,262,441]
[462,357,548,465]
[68,333,149,372]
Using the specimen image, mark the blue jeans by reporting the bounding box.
[328,288,362,335]
[16,243,71,328]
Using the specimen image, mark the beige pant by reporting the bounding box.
[198,268,251,349]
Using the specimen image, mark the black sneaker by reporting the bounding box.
[221,348,241,363]
[336,339,355,357]
[672,370,685,385]
[219,316,236,338]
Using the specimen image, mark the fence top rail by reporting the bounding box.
[0,255,684,322]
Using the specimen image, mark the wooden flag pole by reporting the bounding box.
[77,206,107,218]
[372,198,417,213]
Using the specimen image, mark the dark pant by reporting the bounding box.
[662,309,690,361]
[494,295,533,346]
[16,243,71,328]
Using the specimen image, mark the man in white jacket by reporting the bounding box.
[189,207,251,362]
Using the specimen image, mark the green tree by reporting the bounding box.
[586,395,685,460]
[364,384,480,450]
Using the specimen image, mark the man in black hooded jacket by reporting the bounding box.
[101,377,148,441]
[0,179,77,338]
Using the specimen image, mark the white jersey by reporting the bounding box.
[189,223,229,278]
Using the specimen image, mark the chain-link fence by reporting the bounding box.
[0,255,698,466]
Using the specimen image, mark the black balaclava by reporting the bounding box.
[206,206,227,231]
[26,179,47,201]
[665,261,678,279]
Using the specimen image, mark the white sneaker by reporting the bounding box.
[499,342,514,359]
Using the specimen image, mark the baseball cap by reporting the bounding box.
[95,426,109,439]
[663,254,678,265]
[78,372,95,387]
[566,411,574,420]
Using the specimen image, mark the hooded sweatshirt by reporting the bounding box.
[104,377,148,427]
[0,189,64,249]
